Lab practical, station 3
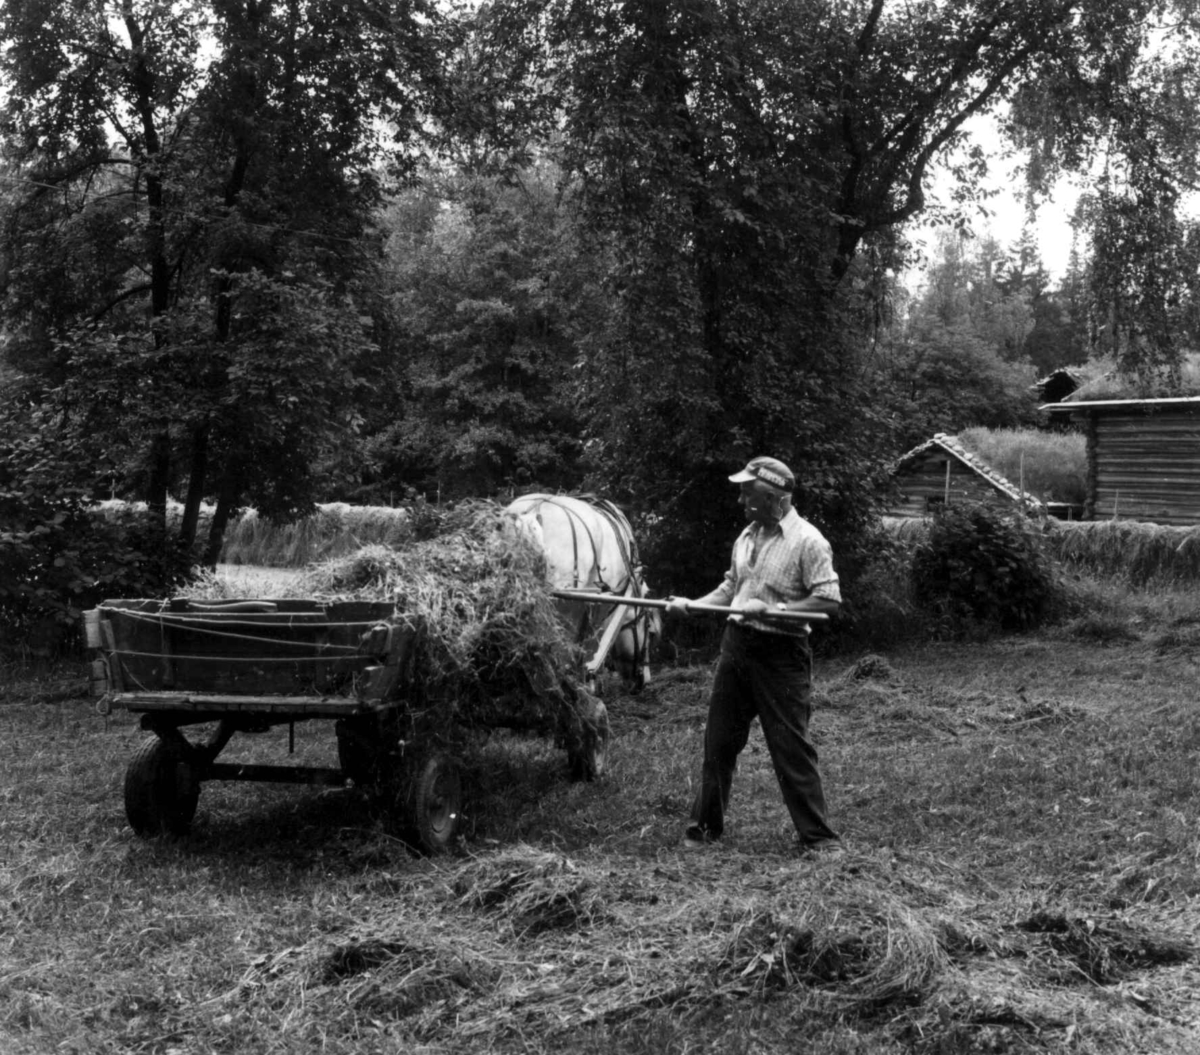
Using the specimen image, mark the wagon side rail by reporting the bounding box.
[84,598,417,719]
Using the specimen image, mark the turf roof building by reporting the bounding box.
[1032,367,1085,406]
[1040,396,1200,525]
[887,433,1045,519]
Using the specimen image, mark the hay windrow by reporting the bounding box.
[215,845,1190,1046]
[883,514,1200,587]
[1045,520,1200,585]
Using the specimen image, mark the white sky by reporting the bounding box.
[909,113,1081,284]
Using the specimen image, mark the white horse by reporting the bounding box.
[506,493,659,692]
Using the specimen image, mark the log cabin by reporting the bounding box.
[887,433,1045,519]
[1040,397,1200,524]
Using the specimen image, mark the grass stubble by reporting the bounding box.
[5,583,1200,1053]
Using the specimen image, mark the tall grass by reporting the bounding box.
[219,503,414,566]
[93,499,417,567]
[855,514,1200,653]
[957,426,1087,505]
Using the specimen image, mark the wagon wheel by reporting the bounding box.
[569,698,610,782]
[411,754,462,855]
[124,736,201,837]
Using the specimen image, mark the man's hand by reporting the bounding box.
[741,598,770,619]
[665,596,692,617]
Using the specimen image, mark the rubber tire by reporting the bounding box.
[124,736,200,837]
[412,755,462,855]
[569,699,610,782]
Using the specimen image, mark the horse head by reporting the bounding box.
[504,505,545,551]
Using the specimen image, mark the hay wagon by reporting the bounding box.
[84,596,605,853]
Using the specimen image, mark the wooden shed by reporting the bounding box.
[1032,367,1085,406]
[1041,396,1200,524]
[887,433,1044,519]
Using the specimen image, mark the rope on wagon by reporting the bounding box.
[106,609,385,628]
[102,608,375,653]
[106,649,377,664]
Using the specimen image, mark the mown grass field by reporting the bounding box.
[5,580,1200,1054]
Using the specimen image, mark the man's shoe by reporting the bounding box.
[682,826,716,850]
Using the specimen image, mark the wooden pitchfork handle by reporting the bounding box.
[551,589,828,623]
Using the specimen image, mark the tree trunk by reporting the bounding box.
[179,423,210,551]
[144,429,173,587]
[202,460,243,569]
[145,429,171,526]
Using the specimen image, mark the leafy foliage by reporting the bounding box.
[910,502,1062,633]
[0,404,193,656]
[0,0,446,561]
[488,0,906,592]
[873,231,1043,453]
[1007,3,1200,375]
[479,0,1200,591]
[333,165,603,503]
[7,0,1200,648]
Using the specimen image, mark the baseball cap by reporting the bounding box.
[729,456,795,492]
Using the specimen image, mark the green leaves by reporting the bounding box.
[347,166,595,502]
[0,0,447,562]
[0,403,195,655]
[911,501,1062,633]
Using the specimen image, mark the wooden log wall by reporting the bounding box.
[1087,408,1200,525]
[887,454,1016,518]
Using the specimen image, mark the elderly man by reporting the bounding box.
[666,456,843,855]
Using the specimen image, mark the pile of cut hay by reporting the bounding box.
[1046,519,1200,586]
[215,843,1194,1048]
[184,501,598,748]
[883,514,1200,587]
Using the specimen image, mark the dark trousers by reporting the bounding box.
[689,623,838,846]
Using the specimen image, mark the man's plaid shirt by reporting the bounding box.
[697,508,841,637]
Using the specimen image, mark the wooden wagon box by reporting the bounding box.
[87,597,409,716]
[84,598,463,852]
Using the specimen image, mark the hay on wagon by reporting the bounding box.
[185,501,602,755]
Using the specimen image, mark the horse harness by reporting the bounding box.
[530,495,651,661]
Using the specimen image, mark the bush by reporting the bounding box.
[0,408,195,657]
[910,502,1061,633]
[819,522,930,653]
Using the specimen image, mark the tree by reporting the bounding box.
[999,222,1087,376]
[1007,1,1200,380]
[876,316,1039,452]
[322,161,608,503]
[1077,177,1200,385]
[0,0,447,563]
[871,227,1039,452]
[468,0,1200,589]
